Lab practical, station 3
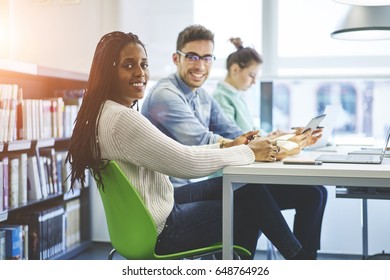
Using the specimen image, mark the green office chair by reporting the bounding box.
[96,160,251,260]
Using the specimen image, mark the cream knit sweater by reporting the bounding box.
[98,100,255,234]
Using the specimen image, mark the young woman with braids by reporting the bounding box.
[66,31,312,260]
[213,37,328,259]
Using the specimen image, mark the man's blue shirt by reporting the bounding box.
[142,73,243,146]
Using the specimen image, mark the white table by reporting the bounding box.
[222,149,390,259]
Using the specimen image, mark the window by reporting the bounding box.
[277,0,390,77]
[194,0,389,138]
[268,79,390,138]
[193,0,262,78]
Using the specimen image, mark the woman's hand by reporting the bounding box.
[288,129,311,148]
[224,130,260,148]
[292,127,323,148]
[248,138,279,162]
[304,127,323,147]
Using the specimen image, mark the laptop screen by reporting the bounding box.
[380,126,390,157]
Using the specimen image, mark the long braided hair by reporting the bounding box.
[66,31,147,190]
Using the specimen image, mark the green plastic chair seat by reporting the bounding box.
[96,160,251,260]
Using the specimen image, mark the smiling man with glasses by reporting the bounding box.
[142,24,240,149]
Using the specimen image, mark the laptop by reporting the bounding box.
[348,148,390,156]
[315,127,390,164]
[348,127,390,156]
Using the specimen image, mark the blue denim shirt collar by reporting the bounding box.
[174,72,198,104]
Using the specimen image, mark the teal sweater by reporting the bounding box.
[212,81,255,132]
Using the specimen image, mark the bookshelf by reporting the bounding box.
[0,60,90,260]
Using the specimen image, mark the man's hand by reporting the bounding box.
[304,127,323,147]
[224,130,260,148]
[288,129,311,148]
[292,127,323,148]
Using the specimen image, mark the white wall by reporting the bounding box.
[1,0,193,79]
[3,0,103,73]
[116,0,194,79]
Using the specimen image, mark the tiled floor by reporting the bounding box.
[70,242,368,260]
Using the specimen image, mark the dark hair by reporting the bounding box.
[176,24,214,51]
[66,31,147,189]
[226,37,262,70]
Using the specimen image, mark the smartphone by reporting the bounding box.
[293,114,326,133]
[283,160,323,165]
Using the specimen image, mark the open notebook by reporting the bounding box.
[315,127,390,164]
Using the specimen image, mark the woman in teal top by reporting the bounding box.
[213,80,256,133]
[213,38,262,133]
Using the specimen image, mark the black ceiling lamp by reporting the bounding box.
[331,2,390,40]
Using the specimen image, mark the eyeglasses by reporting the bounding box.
[176,50,216,65]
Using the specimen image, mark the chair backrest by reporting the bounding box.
[97,161,158,259]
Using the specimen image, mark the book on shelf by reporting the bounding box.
[50,99,58,139]
[53,97,64,138]
[0,84,19,142]
[54,89,84,107]
[16,88,24,140]
[41,99,53,139]
[0,84,11,142]
[40,147,60,195]
[27,155,43,201]
[8,157,19,208]
[0,160,3,212]
[2,157,9,210]
[18,153,28,205]
[46,157,55,195]
[0,228,5,260]
[33,99,43,140]
[40,157,51,197]
[21,99,32,140]
[57,151,72,193]
[7,84,19,142]
[21,224,29,260]
[36,152,48,199]
[65,198,81,248]
[63,105,79,138]
[0,224,22,260]
[0,85,5,142]
[55,152,63,194]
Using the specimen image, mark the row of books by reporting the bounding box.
[0,149,85,212]
[0,199,81,260]
[0,84,84,142]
